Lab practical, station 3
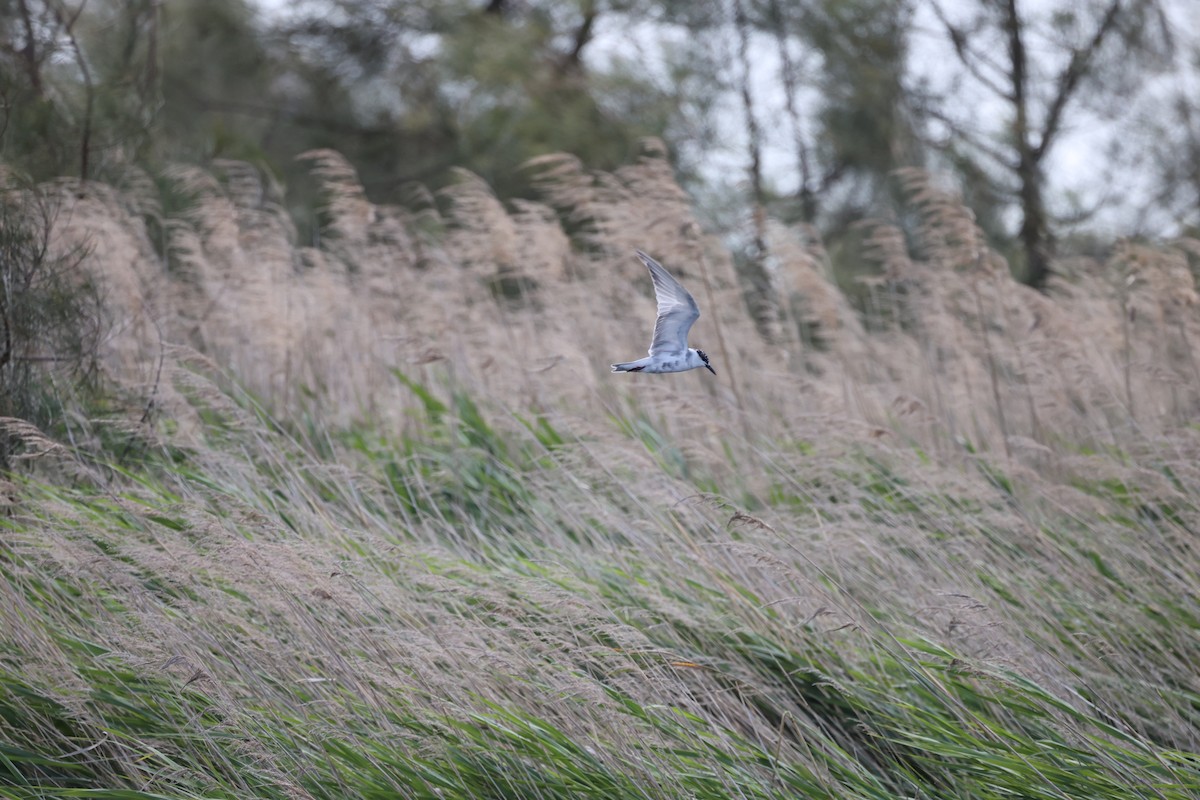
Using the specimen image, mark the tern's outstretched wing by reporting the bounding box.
[636,250,700,357]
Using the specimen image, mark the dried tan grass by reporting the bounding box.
[21,152,1200,761]
[29,150,1197,473]
[31,148,1199,465]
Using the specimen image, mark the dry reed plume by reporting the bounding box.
[36,141,1200,457]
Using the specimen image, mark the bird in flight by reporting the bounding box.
[611,250,716,376]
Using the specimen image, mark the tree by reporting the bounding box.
[1133,30,1200,235]
[795,0,923,225]
[0,0,94,178]
[0,186,104,467]
[1148,91,1200,234]
[680,0,921,232]
[710,0,924,305]
[919,0,1173,287]
[278,0,676,200]
[1,0,281,180]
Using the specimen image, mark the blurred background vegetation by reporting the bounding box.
[3,0,1196,290]
[4,4,1200,798]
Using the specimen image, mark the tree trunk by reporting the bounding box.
[732,0,779,336]
[1004,0,1053,289]
[17,0,43,96]
[768,0,817,223]
[558,0,597,74]
[1016,154,1051,289]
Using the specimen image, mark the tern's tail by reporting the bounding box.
[611,361,645,373]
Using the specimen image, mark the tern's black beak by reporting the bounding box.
[705,363,717,375]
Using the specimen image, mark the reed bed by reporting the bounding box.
[1,143,1198,798]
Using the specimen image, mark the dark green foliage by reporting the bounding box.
[0,189,104,467]
[0,0,78,179]
[346,370,541,541]
[802,0,921,197]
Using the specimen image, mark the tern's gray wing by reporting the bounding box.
[636,250,700,357]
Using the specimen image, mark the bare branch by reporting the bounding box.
[922,104,1020,171]
[558,0,597,73]
[16,0,43,96]
[732,0,765,211]
[1002,0,1028,150]
[767,0,818,220]
[927,0,1014,101]
[1034,0,1124,161]
[46,0,94,180]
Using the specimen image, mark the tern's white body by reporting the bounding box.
[610,350,710,374]
[611,251,716,376]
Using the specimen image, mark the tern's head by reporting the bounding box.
[695,349,716,375]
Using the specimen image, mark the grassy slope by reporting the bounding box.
[3,374,1198,799]
[2,155,1200,797]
